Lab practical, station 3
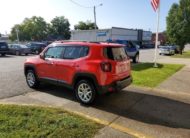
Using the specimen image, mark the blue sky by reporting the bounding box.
[0,0,179,34]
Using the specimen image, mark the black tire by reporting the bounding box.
[25,53,28,56]
[26,70,39,89]
[133,54,139,63]
[1,53,5,56]
[75,80,96,104]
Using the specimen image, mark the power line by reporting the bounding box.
[70,0,93,8]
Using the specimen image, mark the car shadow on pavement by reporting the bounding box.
[37,84,190,129]
[0,55,15,58]
[94,90,190,129]
[37,84,77,101]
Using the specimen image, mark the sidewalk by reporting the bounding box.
[156,65,190,95]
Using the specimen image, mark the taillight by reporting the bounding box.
[100,62,112,72]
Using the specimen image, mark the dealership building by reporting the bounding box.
[71,27,152,45]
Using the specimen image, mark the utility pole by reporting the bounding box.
[93,3,102,41]
[69,0,102,41]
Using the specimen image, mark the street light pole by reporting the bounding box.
[94,6,97,30]
[16,28,19,43]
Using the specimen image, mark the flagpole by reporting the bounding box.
[153,0,160,68]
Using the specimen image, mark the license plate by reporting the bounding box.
[117,63,128,73]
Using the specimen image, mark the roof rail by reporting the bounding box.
[54,40,101,44]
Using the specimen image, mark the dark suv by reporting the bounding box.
[24,41,132,104]
[0,42,9,56]
[26,42,47,54]
[107,40,140,63]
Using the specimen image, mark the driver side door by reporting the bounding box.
[37,46,64,82]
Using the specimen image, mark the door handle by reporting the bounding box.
[47,62,54,65]
[45,60,54,65]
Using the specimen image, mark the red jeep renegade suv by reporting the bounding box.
[24,41,132,104]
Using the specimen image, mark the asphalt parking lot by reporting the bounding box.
[0,50,190,137]
[0,55,34,99]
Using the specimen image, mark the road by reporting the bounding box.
[0,50,190,137]
[140,44,190,64]
[139,48,164,63]
[0,55,34,99]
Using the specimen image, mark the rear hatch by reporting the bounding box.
[103,46,131,80]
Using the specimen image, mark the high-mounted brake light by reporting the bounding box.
[100,62,112,72]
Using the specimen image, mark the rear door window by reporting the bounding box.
[104,47,127,61]
[63,46,89,59]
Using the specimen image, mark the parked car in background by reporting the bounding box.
[24,41,132,104]
[170,45,180,54]
[107,40,140,63]
[142,44,155,49]
[42,41,53,46]
[0,42,9,56]
[9,44,31,56]
[159,46,175,55]
[26,42,47,54]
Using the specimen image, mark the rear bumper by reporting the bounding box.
[97,76,132,94]
[0,50,9,54]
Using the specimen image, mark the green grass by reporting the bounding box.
[0,104,103,138]
[173,51,190,58]
[132,63,184,88]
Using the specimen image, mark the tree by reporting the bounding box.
[9,16,71,41]
[50,16,71,40]
[74,20,98,30]
[9,24,24,41]
[166,0,190,54]
[10,16,48,41]
[23,16,48,41]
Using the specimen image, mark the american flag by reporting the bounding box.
[151,0,160,11]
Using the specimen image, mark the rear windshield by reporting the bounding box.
[104,47,128,61]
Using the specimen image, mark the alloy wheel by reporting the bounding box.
[77,83,93,103]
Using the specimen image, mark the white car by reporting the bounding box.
[159,46,175,55]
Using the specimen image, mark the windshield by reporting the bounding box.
[160,46,169,49]
[19,45,28,48]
